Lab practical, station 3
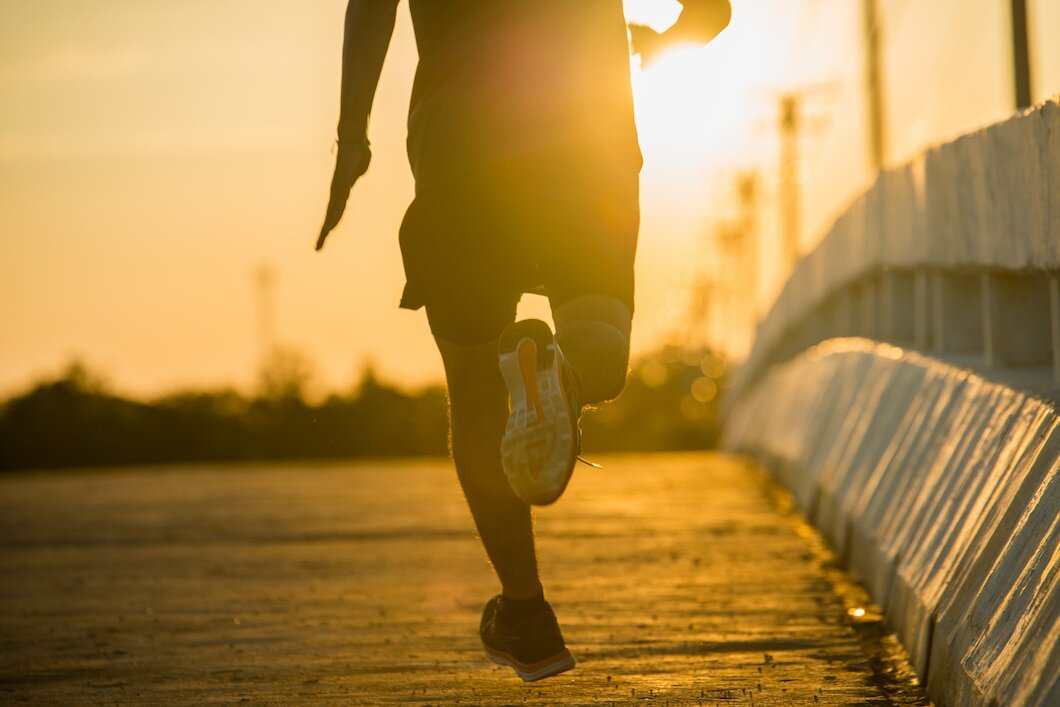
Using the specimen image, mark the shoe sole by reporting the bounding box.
[483,644,576,682]
[498,320,578,506]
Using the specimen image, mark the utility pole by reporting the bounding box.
[699,172,761,356]
[736,173,760,322]
[1010,0,1033,108]
[778,94,801,271]
[760,84,832,284]
[862,0,886,172]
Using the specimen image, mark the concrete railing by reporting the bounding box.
[724,340,1057,706]
[725,97,1060,706]
[736,95,1060,395]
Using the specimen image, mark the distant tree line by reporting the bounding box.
[0,345,725,471]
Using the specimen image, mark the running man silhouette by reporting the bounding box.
[318,0,730,682]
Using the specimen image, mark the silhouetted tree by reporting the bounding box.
[0,347,723,471]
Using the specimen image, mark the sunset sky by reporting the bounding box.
[2,0,1057,396]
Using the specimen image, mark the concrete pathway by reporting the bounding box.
[0,454,928,705]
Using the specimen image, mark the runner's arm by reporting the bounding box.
[316,0,399,251]
[336,0,400,145]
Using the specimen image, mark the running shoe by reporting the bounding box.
[498,319,581,506]
[480,595,575,681]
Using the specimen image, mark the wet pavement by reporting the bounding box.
[0,453,928,704]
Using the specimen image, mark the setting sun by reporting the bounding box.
[623,0,683,32]
[633,45,748,164]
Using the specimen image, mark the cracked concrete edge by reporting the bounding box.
[757,467,932,706]
[721,337,1060,707]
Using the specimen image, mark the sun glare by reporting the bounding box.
[628,5,776,174]
[624,0,683,32]
[634,47,718,154]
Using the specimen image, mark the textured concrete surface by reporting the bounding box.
[0,454,926,705]
[725,339,1059,706]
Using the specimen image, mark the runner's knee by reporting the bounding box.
[554,318,630,405]
[553,295,631,336]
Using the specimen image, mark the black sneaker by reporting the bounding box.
[479,595,576,681]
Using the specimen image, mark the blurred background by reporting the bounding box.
[1,0,1057,469]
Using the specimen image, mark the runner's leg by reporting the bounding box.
[553,294,632,406]
[435,336,543,600]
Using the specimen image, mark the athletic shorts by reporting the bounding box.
[398,144,640,345]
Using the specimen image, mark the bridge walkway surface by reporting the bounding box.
[0,453,929,705]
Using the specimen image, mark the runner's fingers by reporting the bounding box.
[315,148,370,251]
[317,191,348,250]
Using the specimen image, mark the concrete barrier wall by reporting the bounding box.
[723,339,1058,706]
[737,96,1060,392]
[726,94,1060,706]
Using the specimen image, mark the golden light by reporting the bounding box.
[632,46,723,156]
[627,0,786,173]
[699,352,727,379]
[623,0,683,32]
[691,376,718,403]
[625,0,717,161]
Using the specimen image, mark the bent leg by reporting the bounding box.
[435,336,543,600]
[553,294,632,406]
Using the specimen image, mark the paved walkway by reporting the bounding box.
[0,454,927,704]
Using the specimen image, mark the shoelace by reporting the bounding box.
[555,344,601,471]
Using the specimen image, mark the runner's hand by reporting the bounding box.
[630,0,732,67]
[628,23,667,67]
[316,145,372,251]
